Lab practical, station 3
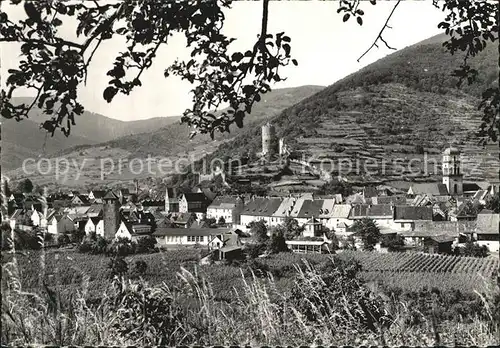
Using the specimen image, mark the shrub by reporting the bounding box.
[110,280,185,345]
[244,242,267,259]
[134,260,148,275]
[136,235,157,254]
[57,233,70,246]
[217,216,226,225]
[108,256,128,278]
[289,258,390,333]
[454,241,489,257]
[108,237,137,256]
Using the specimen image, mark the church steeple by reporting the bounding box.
[442,147,463,196]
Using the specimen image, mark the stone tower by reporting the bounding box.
[262,122,276,156]
[442,147,463,195]
[103,190,120,239]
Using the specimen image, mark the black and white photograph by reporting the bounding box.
[0,0,499,346]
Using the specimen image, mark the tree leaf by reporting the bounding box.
[103,86,118,103]
[357,16,363,26]
[343,13,350,22]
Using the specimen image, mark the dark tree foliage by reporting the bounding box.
[485,192,500,213]
[134,259,148,275]
[317,179,353,197]
[380,234,405,252]
[16,178,33,194]
[351,218,381,251]
[266,228,289,254]
[453,240,489,257]
[108,255,128,278]
[248,220,268,243]
[0,0,296,139]
[0,0,497,142]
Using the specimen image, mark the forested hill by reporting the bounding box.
[204,33,499,182]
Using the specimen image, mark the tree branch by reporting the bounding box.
[357,0,401,62]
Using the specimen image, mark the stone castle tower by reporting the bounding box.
[442,147,463,195]
[103,190,120,239]
[262,122,276,156]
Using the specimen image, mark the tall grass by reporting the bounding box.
[2,256,499,346]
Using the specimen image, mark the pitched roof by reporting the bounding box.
[297,199,324,219]
[394,206,433,221]
[219,245,242,253]
[103,191,119,200]
[86,204,103,215]
[171,212,194,224]
[368,205,394,218]
[330,204,352,218]
[90,190,107,198]
[273,197,298,217]
[372,195,407,205]
[182,192,209,202]
[73,195,90,205]
[427,235,456,243]
[241,197,282,217]
[475,212,499,235]
[462,183,483,192]
[318,199,336,218]
[10,209,24,219]
[403,221,474,237]
[90,217,102,225]
[408,183,449,196]
[208,196,242,209]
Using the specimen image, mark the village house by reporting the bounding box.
[473,210,499,252]
[400,220,474,248]
[84,217,102,234]
[302,217,323,237]
[271,196,298,226]
[165,187,180,213]
[179,192,211,220]
[206,195,245,225]
[88,190,106,203]
[239,197,283,228]
[285,240,330,254]
[407,183,449,198]
[208,231,243,261]
[393,206,433,231]
[471,190,491,205]
[153,227,231,247]
[114,220,136,240]
[71,195,90,206]
[349,204,396,232]
[47,212,75,235]
[320,203,352,230]
[170,212,196,228]
[423,235,455,254]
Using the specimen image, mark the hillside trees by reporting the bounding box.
[0,0,498,142]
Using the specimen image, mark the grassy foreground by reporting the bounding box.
[1,248,499,346]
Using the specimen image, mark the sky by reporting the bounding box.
[1,1,446,121]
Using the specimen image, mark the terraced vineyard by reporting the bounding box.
[337,251,499,292]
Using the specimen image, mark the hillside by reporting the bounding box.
[205,33,499,186]
[1,98,181,170]
[61,85,326,158]
[6,85,325,188]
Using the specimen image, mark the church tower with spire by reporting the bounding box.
[442,147,463,196]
